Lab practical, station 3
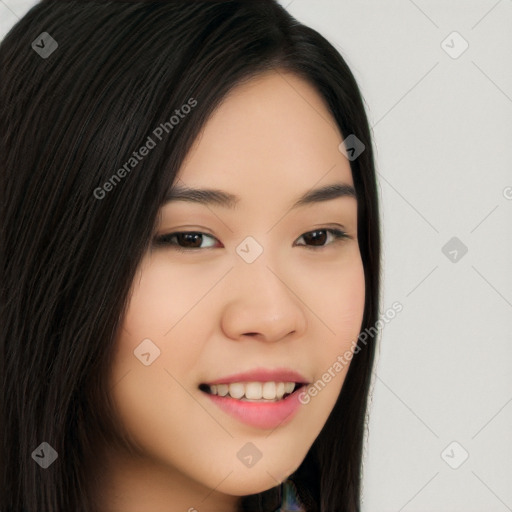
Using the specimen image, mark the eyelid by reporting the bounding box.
[152,226,352,252]
[153,231,219,251]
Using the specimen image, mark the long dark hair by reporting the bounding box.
[0,1,381,510]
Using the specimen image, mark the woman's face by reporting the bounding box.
[102,70,365,509]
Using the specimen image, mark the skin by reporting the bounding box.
[93,69,366,512]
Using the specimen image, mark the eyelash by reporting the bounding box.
[153,228,351,253]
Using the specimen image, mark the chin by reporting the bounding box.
[209,458,303,497]
[216,473,283,497]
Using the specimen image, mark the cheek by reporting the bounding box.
[109,255,210,391]
[306,248,366,349]
[118,254,223,352]
[335,259,366,344]
[121,258,191,336]
[297,250,365,410]
[105,271,220,487]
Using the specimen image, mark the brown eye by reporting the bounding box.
[301,230,328,246]
[153,227,350,253]
[295,228,350,248]
[174,233,205,248]
[153,232,219,251]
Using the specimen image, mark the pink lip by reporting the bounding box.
[202,386,307,429]
[203,367,309,385]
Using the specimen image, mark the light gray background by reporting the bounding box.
[2,1,511,511]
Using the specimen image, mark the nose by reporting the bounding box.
[220,261,308,343]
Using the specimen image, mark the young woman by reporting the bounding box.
[0,1,381,511]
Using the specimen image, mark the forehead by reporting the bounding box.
[175,70,354,198]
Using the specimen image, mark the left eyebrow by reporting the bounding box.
[164,182,357,210]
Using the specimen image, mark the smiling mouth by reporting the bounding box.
[198,382,307,402]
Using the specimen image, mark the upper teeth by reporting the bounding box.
[208,381,296,400]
